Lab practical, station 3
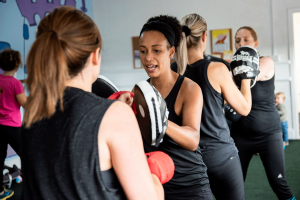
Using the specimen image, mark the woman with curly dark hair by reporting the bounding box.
[0,48,26,199]
[138,15,213,200]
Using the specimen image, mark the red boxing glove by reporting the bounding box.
[145,151,175,184]
[108,91,137,114]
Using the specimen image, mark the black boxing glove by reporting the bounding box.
[224,103,241,122]
[230,45,260,88]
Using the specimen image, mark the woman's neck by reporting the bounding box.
[187,46,204,65]
[2,70,16,77]
[150,69,178,99]
[65,73,93,92]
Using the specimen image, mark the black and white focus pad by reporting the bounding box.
[92,75,119,98]
[230,45,260,88]
[224,103,241,122]
[133,81,169,147]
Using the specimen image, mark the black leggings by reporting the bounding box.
[206,154,245,200]
[0,124,21,192]
[231,132,294,200]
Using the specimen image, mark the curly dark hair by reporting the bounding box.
[0,49,22,71]
[146,15,183,49]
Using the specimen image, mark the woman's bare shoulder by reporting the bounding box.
[180,77,202,98]
[258,56,274,80]
[260,56,274,68]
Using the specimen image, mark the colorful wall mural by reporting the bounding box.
[0,0,93,159]
[0,0,93,80]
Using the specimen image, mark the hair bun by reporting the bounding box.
[182,26,191,36]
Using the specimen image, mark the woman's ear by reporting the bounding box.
[169,46,175,58]
[202,31,207,43]
[92,47,101,66]
[254,41,259,48]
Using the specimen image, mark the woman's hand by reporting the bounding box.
[118,92,134,107]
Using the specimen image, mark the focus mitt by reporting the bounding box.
[133,81,169,147]
[230,45,260,88]
[92,75,119,98]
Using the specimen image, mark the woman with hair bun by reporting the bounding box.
[171,13,253,200]
[21,6,163,200]
[231,26,295,200]
[139,15,213,200]
[0,49,26,199]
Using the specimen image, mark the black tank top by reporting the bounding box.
[21,87,126,200]
[171,60,238,169]
[232,75,282,135]
[144,75,210,199]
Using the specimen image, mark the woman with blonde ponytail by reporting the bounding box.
[21,6,163,200]
[171,13,253,200]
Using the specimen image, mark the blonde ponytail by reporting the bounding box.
[175,32,189,75]
[175,14,207,74]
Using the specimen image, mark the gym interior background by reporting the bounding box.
[1,0,300,199]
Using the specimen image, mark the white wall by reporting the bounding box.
[274,61,294,138]
[293,12,300,112]
[93,0,300,138]
[93,0,300,77]
[274,0,300,60]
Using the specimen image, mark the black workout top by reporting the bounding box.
[171,60,238,168]
[21,87,126,200]
[232,75,282,135]
[144,75,210,199]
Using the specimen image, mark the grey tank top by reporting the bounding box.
[21,87,126,200]
[171,60,238,169]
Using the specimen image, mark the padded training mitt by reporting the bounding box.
[92,75,119,98]
[146,151,175,184]
[230,45,260,88]
[224,103,241,122]
[133,81,169,147]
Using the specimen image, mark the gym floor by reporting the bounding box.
[7,140,300,200]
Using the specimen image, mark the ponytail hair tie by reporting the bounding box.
[49,30,58,36]
[182,26,191,37]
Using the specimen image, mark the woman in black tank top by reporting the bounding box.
[21,7,163,200]
[171,13,256,200]
[231,27,295,200]
[138,16,213,200]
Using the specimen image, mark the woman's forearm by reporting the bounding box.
[165,120,200,151]
[240,79,252,115]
